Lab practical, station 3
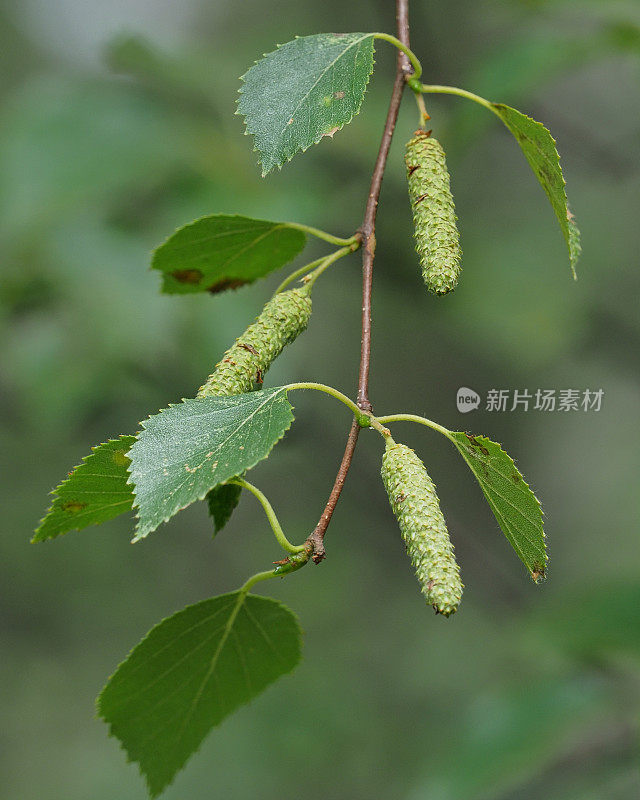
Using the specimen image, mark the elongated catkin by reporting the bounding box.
[197,286,312,398]
[405,131,461,295]
[381,440,463,616]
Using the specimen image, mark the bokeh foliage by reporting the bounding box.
[1,0,639,798]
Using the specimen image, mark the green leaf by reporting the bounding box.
[98,591,302,797]
[206,483,243,535]
[33,436,136,542]
[492,103,581,275]
[152,214,306,295]
[449,432,546,581]
[238,33,376,175]
[128,388,293,540]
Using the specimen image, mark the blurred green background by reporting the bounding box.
[2,0,640,798]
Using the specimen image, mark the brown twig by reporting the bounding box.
[306,0,413,563]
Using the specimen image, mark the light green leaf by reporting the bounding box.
[128,388,293,540]
[492,103,581,274]
[449,432,546,581]
[206,483,243,535]
[238,33,376,175]
[98,591,302,798]
[152,214,306,294]
[33,436,136,542]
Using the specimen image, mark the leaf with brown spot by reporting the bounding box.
[60,501,87,513]
[207,278,248,294]
[33,436,136,542]
[171,268,203,285]
[238,33,376,174]
[153,214,306,295]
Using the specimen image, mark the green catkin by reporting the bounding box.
[381,440,463,616]
[197,285,312,398]
[405,131,461,295]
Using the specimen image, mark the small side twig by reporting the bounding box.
[305,0,414,562]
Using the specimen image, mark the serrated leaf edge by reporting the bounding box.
[452,432,547,581]
[126,390,294,541]
[32,435,136,543]
[492,102,581,275]
[96,591,303,797]
[236,33,377,176]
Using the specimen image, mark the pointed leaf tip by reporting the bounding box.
[128,388,294,539]
[33,435,136,542]
[238,33,376,174]
[152,214,306,294]
[492,103,581,274]
[449,431,547,580]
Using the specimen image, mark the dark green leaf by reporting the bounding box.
[152,214,306,295]
[33,436,136,542]
[128,388,293,540]
[206,483,243,535]
[238,33,376,175]
[449,432,546,581]
[492,103,581,275]
[98,591,302,797]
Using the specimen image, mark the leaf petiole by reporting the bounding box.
[304,243,359,287]
[415,83,500,116]
[373,413,453,441]
[239,549,311,594]
[272,256,327,296]
[227,477,306,554]
[284,222,360,247]
[285,382,363,419]
[373,33,422,82]
[274,242,359,295]
[286,382,397,439]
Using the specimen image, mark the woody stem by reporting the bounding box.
[304,0,413,563]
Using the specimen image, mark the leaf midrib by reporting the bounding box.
[158,224,275,253]
[272,34,372,148]
[131,389,289,536]
[175,590,248,741]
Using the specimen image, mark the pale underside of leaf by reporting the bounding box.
[98,591,302,797]
[449,432,547,580]
[128,388,294,540]
[492,103,581,275]
[238,33,376,174]
[152,214,306,295]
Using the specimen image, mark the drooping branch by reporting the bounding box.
[306,0,413,562]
